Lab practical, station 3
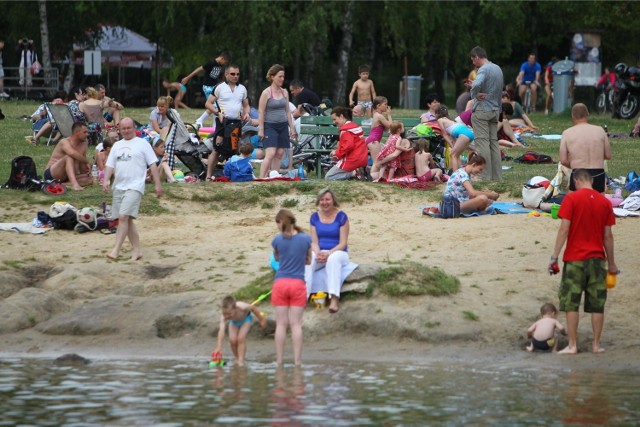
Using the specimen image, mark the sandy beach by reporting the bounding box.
[1,183,638,369]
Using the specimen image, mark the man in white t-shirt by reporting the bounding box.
[205,64,250,179]
[103,117,163,261]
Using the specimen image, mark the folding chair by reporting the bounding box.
[45,103,75,146]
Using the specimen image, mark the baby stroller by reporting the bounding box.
[166,109,210,180]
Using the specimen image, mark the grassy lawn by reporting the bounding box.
[0,99,638,214]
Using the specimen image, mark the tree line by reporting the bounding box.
[1,0,639,107]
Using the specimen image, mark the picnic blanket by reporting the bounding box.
[420,201,532,218]
[380,176,442,190]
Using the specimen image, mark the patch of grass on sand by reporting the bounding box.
[368,261,460,297]
[233,271,274,302]
[463,311,479,321]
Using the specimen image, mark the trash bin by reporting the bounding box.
[552,59,575,113]
[401,75,422,110]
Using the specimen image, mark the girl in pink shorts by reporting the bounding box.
[271,209,312,366]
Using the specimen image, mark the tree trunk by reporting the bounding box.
[332,1,354,106]
[38,0,55,94]
[62,49,75,94]
[247,45,260,104]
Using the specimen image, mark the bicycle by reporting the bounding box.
[522,84,533,114]
[595,85,615,115]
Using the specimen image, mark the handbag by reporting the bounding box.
[439,194,461,219]
[522,184,546,208]
[30,60,42,76]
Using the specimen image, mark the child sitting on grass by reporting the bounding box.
[214,295,266,367]
[223,141,255,182]
[148,135,176,183]
[526,303,566,352]
[370,121,412,181]
[414,138,443,182]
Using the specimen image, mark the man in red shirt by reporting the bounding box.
[325,106,368,181]
[549,169,617,354]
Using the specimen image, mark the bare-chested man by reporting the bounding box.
[559,103,612,193]
[44,121,92,191]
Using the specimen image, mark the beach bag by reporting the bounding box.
[5,156,39,190]
[522,184,547,208]
[439,194,461,219]
[76,207,99,231]
[30,59,42,76]
[51,210,78,230]
[514,151,554,164]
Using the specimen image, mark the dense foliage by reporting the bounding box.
[1,1,639,105]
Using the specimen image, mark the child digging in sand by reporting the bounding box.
[526,303,566,352]
[213,295,266,367]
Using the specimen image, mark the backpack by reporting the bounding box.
[514,151,554,164]
[5,156,39,190]
[439,194,461,219]
[223,157,254,182]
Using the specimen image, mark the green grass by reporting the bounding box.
[368,261,460,297]
[233,271,274,303]
[1,101,638,215]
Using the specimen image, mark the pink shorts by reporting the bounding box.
[271,278,307,307]
[417,170,433,182]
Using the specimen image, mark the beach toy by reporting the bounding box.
[198,126,216,138]
[172,170,185,180]
[606,272,618,289]
[550,203,560,219]
[310,292,327,308]
[209,351,225,368]
[252,290,272,306]
[269,253,280,271]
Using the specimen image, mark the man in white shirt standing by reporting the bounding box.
[205,64,250,180]
[103,117,163,261]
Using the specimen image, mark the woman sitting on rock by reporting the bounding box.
[308,188,350,313]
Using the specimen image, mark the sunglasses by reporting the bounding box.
[228,73,239,76]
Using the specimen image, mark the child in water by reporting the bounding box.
[271,209,312,366]
[526,303,566,352]
[213,295,266,366]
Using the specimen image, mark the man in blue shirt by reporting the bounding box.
[516,53,542,112]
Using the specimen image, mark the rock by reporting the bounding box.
[155,314,199,338]
[341,281,369,294]
[53,353,91,366]
[0,288,69,333]
[343,264,381,283]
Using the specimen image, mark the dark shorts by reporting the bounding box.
[531,336,554,351]
[569,168,606,193]
[263,121,290,149]
[43,167,53,181]
[558,258,607,313]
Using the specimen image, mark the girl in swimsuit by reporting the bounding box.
[365,96,393,161]
[436,104,474,173]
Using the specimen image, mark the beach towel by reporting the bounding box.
[308,262,359,294]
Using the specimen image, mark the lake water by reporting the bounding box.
[1,357,639,426]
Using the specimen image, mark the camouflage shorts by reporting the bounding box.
[558,258,607,313]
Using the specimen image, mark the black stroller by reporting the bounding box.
[165,110,211,180]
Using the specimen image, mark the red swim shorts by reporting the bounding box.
[271,278,307,307]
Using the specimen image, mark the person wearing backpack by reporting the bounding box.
[559,103,612,193]
[442,152,499,216]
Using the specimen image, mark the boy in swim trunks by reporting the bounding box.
[526,303,565,352]
[213,295,267,367]
[349,64,377,119]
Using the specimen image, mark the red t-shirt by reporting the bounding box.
[558,188,615,262]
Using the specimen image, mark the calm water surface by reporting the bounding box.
[1,357,639,426]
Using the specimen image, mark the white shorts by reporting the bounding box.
[112,189,142,218]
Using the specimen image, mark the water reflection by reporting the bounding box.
[1,357,639,426]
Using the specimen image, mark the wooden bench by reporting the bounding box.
[298,116,422,178]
